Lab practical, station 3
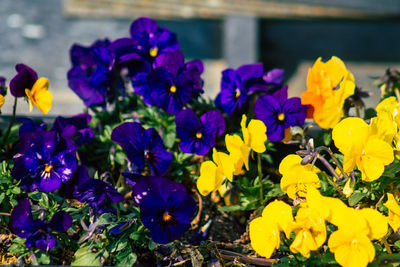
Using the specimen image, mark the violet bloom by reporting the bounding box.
[51,113,94,147]
[215,63,265,114]
[147,51,204,114]
[254,86,307,142]
[9,64,38,97]
[131,176,196,244]
[130,17,179,60]
[59,165,91,199]
[175,108,225,155]
[67,39,122,107]
[11,199,72,251]
[12,130,77,192]
[111,122,172,175]
[76,178,123,214]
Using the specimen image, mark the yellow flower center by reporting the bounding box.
[170,85,177,93]
[196,132,202,139]
[235,90,240,98]
[162,211,173,222]
[278,113,285,121]
[44,164,52,173]
[149,47,158,57]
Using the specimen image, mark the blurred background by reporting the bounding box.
[0,0,400,115]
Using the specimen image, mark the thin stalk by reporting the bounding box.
[317,146,349,181]
[0,212,10,216]
[395,88,400,103]
[316,154,341,182]
[257,153,263,203]
[2,97,17,145]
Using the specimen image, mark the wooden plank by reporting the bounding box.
[63,0,400,20]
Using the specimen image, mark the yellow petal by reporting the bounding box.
[384,193,400,232]
[247,119,267,153]
[262,200,294,237]
[197,161,222,196]
[0,95,5,109]
[249,217,280,258]
[332,117,369,157]
[359,208,388,240]
[364,138,394,166]
[26,78,52,114]
[376,96,398,116]
[225,134,247,173]
[369,112,397,144]
[212,149,235,182]
[279,154,302,175]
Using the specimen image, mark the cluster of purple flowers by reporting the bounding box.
[215,63,307,142]
[67,17,204,114]
[11,199,72,251]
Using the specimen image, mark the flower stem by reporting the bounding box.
[2,97,17,145]
[0,212,10,216]
[316,154,341,182]
[317,146,349,181]
[257,153,263,203]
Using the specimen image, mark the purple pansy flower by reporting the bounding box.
[147,51,204,114]
[17,117,47,136]
[51,113,94,147]
[131,176,196,244]
[254,86,307,142]
[111,122,172,175]
[59,165,91,199]
[68,39,124,107]
[76,178,123,214]
[130,17,180,60]
[11,130,77,192]
[11,199,72,251]
[175,108,225,155]
[9,64,38,98]
[215,63,265,114]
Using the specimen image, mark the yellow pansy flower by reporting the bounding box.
[279,154,320,200]
[328,228,375,267]
[225,134,249,172]
[302,56,355,129]
[289,206,327,258]
[0,95,5,110]
[249,200,293,258]
[384,193,400,232]
[332,117,394,182]
[25,77,52,114]
[196,149,234,196]
[240,114,267,153]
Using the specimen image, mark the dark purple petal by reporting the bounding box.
[167,190,196,225]
[9,64,38,97]
[236,63,264,82]
[264,68,285,85]
[282,97,307,127]
[39,172,63,192]
[200,110,225,136]
[49,211,73,232]
[130,17,158,38]
[27,232,56,251]
[185,60,204,74]
[266,122,285,142]
[111,122,146,171]
[11,199,34,238]
[18,118,47,136]
[272,85,288,104]
[153,51,184,77]
[175,109,201,139]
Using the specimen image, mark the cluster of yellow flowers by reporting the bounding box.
[250,156,391,267]
[196,115,267,196]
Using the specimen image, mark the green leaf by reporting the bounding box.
[394,240,400,248]
[37,251,51,265]
[0,193,4,204]
[115,248,137,267]
[218,205,246,212]
[97,213,116,225]
[382,160,400,178]
[71,245,102,266]
[163,132,176,149]
[348,192,367,206]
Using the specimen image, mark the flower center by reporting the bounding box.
[278,113,285,121]
[235,89,240,98]
[196,132,202,139]
[162,211,173,222]
[44,164,52,173]
[170,85,177,93]
[149,47,158,57]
